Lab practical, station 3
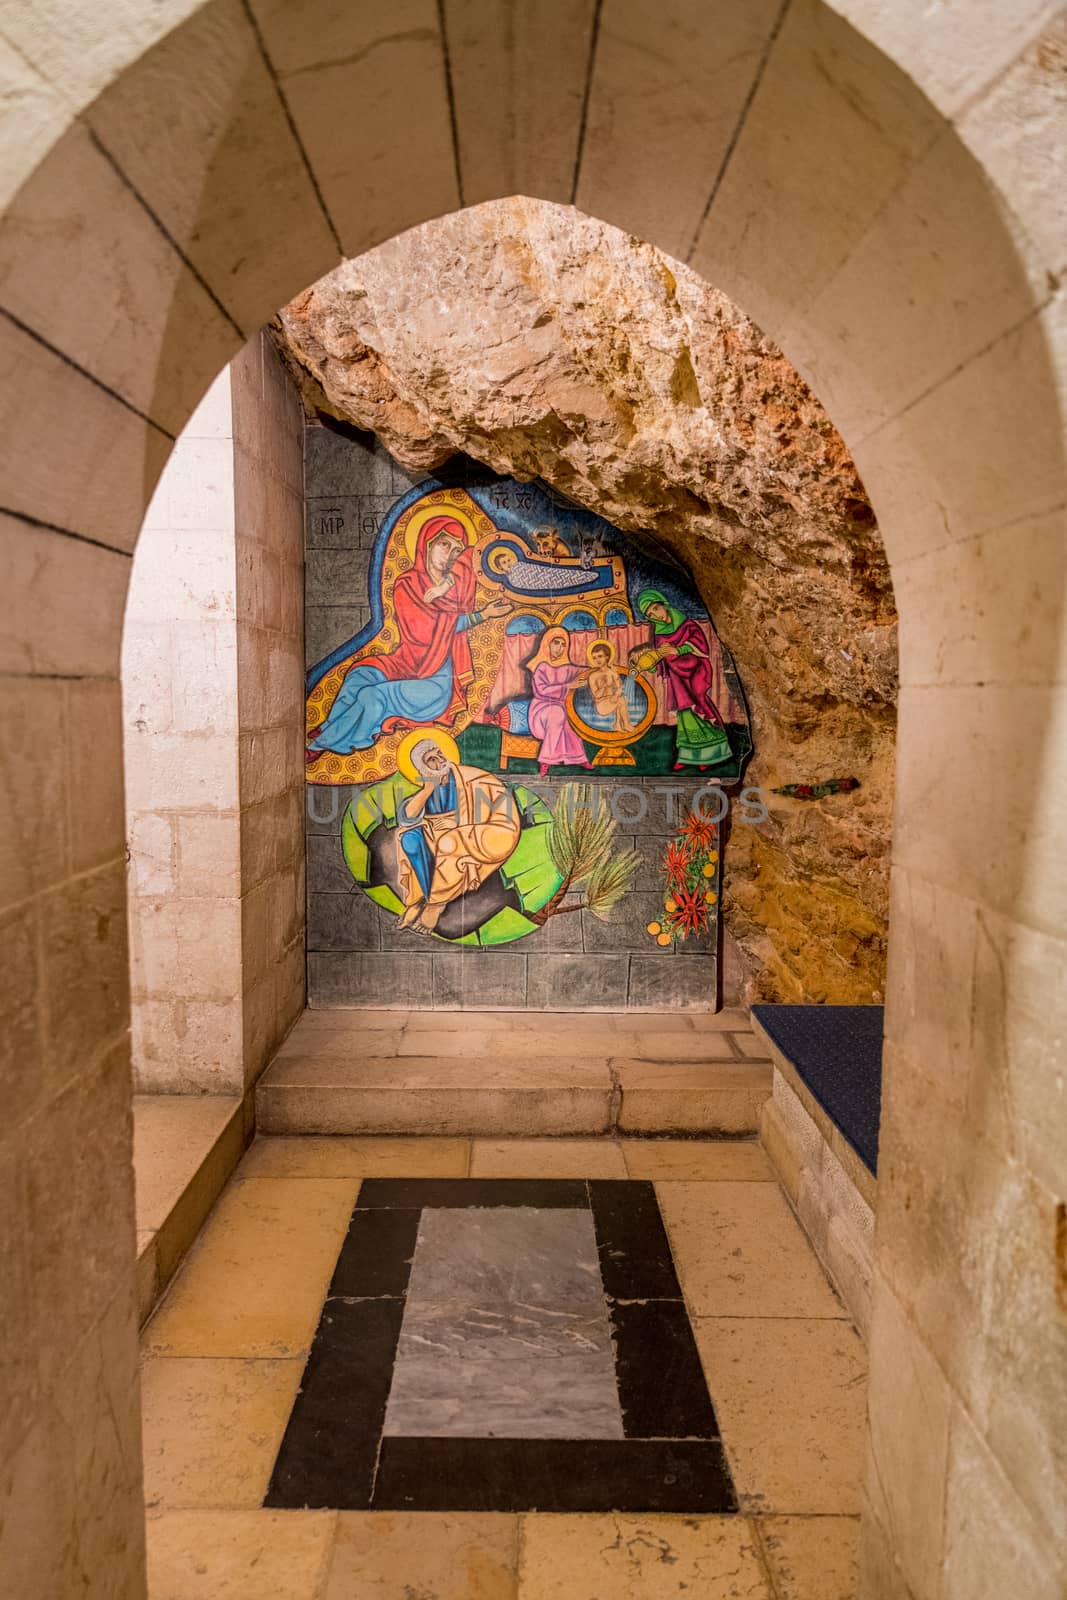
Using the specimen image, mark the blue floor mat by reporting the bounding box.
[751,1004,883,1176]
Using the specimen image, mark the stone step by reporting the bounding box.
[255,1012,772,1137]
[133,1093,251,1325]
[275,1028,748,1063]
[295,1006,752,1031]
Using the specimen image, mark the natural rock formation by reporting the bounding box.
[275,198,896,1002]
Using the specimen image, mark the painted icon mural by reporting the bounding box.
[342,746,641,948]
[306,477,750,791]
[303,441,748,1006]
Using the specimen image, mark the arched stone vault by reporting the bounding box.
[0,2,1064,1595]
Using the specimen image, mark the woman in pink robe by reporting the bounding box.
[526,627,591,774]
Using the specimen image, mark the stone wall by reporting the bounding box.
[124,371,243,1091]
[2,6,1064,1594]
[275,199,897,1006]
[123,335,305,1093]
[232,334,307,1079]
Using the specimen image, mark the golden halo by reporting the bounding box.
[586,637,615,665]
[403,503,480,561]
[487,544,520,575]
[396,727,461,782]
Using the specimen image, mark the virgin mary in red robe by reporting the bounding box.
[309,516,495,755]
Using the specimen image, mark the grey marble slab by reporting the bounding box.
[396,1299,614,1361]
[383,1352,624,1439]
[385,1205,624,1440]
[402,1207,606,1311]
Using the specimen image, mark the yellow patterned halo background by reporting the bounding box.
[403,502,480,559]
[396,728,461,782]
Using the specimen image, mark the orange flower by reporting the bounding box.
[679,810,718,853]
[663,837,695,889]
[667,882,711,938]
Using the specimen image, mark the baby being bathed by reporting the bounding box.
[586,642,633,732]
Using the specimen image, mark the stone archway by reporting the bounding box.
[1,2,1063,1593]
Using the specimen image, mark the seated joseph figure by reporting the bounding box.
[395,737,521,934]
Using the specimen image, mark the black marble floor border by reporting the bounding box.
[355,1177,590,1209]
[373,1436,735,1513]
[265,1178,737,1514]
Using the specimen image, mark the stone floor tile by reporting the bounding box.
[141,1358,304,1510]
[133,1094,243,1232]
[758,1515,862,1599]
[518,1513,772,1597]
[291,1008,403,1028]
[146,1509,336,1599]
[405,1010,514,1032]
[657,1181,845,1318]
[275,1025,404,1056]
[694,1318,868,1514]
[325,1511,519,1597]
[470,1139,627,1177]
[142,1177,358,1357]
[237,1135,470,1178]
[622,1139,774,1180]
[394,1028,612,1058]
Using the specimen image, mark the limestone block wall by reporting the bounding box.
[123,336,304,1093]
[232,334,307,1078]
[123,371,243,1091]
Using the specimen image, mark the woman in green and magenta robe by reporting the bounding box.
[636,589,732,771]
